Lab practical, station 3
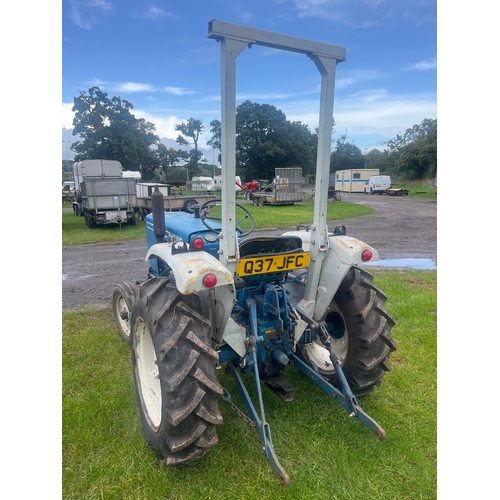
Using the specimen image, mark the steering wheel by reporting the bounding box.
[198,198,255,237]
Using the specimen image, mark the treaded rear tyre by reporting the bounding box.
[298,266,397,396]
[112,282,137,343]
[130,278,223,465]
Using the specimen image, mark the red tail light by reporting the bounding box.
[202,273,217,288]
[191,237,204,250]
[361,249,373,262]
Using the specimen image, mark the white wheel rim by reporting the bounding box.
[116,296,131,337]
[135,317,162,429]
[303,302,348,375]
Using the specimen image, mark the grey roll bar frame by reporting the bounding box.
[207,19,346,302]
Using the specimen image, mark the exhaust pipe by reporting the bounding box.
[151,185,166,243]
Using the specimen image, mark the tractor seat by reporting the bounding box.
[239,236,303,258]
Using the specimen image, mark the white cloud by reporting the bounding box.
[336,70,384,89]
[286,0,436,27]
[405,57,437,71]
[69,0,112,30]
[116,82,156,92]
[62,102,75,129]
[164,87,196,96]
[140,7,177,19]
[285,91,436,145]
[133,109,183,140]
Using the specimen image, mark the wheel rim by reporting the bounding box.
[302,301,348,375]
[115,295,131,338]
[135,317,162,430]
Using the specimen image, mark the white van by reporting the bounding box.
[364,175,391,195]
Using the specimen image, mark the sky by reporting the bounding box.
[61,0,437,163]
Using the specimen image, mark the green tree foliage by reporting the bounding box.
[330,133,365,171]
[364,149,398,176]
[175,118,205,177]
[385,118,437,156]
[151,144,189,182]
[209,101,317,181]
[383,118,437,181]
[207,119,222,165]
[395,124,437,180]
[71,87,159,172]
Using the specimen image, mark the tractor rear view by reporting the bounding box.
[112,20,396,486]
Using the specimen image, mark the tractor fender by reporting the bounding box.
[146,243,234,295]
[282,231,379,320]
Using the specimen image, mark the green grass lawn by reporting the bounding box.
[62,269,436,499]
[62,200,373,246]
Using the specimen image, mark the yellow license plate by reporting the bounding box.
[236,252,310,276]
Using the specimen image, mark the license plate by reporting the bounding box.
[105,210,127,221]
[236,252,310,276]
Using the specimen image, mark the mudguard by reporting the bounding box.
[146,242,234,295]
[282,231,379,320]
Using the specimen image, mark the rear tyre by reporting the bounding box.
[297,267,397,396]
[112,282,137,343]
[258,198,264,207]
[84,212,94,228]
[128,213,136,225]
[130,279,223,465]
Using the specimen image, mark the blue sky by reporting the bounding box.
[62,0,437,162]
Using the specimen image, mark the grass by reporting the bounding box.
[62,200,373,246]
[62,211,148,245]
[62,269,437,499]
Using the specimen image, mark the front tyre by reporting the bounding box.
[298,267,397,396]
[130,279,223,465]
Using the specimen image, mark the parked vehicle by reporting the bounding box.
[62,181,75,192]
[331,169,379,193]
[214,175,242,192]
[135,182,215,219]
[250,168,303,206]
[364,175,392,195]
[112,20,396,487]
[72,159,137,228]
[191,176,215,192]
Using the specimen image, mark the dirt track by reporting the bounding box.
[62,192,436,310]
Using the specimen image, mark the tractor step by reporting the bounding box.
[262,373,295,402]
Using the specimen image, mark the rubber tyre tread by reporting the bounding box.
[332,266,396,395]
[299,266,396,397]
[112,281,137,343]
[131,278,223,465]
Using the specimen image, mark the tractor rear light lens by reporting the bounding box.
[202,273,217,288]
[361,249,373,262]
[191,237,204,250]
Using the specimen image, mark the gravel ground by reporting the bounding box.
[62,191,436,310]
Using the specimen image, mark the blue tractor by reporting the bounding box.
[111,20,396,486]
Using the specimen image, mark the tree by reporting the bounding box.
[208,101,317,181]
[330,133,365,171]
[71,86,160,171]
[207,119,221,163]
[152,144,189,182]
[395,125,437,180]
[175,118,205,177]
[385,118,437,156]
